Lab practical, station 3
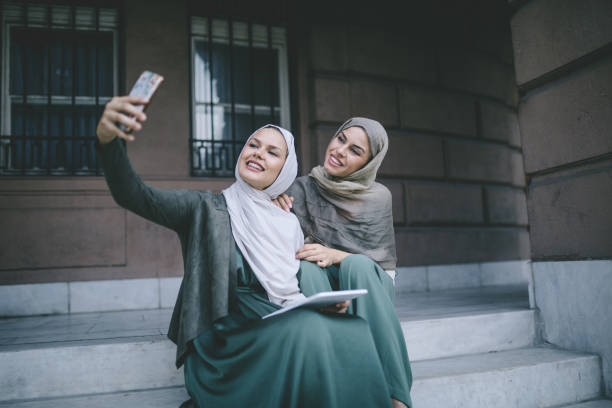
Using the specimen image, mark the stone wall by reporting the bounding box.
[0,0,530,285]
[509,0,612,395]
[302,3,529,266]
[0,0,230,284]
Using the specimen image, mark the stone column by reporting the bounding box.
[510,0,612,396]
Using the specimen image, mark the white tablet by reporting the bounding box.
[262,289,368,319]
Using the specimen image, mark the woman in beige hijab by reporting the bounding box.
[277,117,412,408]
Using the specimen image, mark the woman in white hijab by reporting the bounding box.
[96,99,391,408]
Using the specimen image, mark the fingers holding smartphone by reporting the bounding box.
[96,96,148,144]
[96,71,163,145]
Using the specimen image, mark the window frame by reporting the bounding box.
[189,16,291,177]
[0,1,120,176]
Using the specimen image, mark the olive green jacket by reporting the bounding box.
[97,138,237,368]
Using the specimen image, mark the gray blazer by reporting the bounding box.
[97,138,237,367]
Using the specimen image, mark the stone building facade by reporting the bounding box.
[0,0,610,396]
[0,0,528,284]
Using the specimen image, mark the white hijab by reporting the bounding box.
[222,125,305,306]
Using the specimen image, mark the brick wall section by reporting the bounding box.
[511,0,612,260]
[305,10,529,266]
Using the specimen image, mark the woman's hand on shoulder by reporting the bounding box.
[96,96,148,144]
[272,193,294,212]
[296,243,350,268]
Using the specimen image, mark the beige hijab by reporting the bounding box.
[288,117,397,270]
[309,118,389,196]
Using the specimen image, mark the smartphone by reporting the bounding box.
[120,70,164,133]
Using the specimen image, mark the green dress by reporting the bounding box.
[298,255,413,407]
[183,247,393,408]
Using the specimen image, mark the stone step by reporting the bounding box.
[396,284,534,360]
[0,335,183,402]
[0,387,190,408]
[2,347,602,408]
[0,286,534,401]
[403,309,535,360]
[0,310,534,401]
[410,347,602,408]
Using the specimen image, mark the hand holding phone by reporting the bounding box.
[96,71,163,144]
[119,71,164,133]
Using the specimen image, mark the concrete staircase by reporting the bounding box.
[0,285,610,407]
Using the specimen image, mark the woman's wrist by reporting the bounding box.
[332,249,350,264]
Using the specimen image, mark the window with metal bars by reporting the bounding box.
[190,17,290,177]
[0,1,119,176]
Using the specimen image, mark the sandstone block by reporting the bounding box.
[126,0,189,177]
[347,26,436,83]
[511,0,612,85]
[511,151,526,187]
[446,139,514,183]
[313,77,351,122]
[400,87,477,136]
[519,57,612,173]
[378,180,405,225]
[313,125,336,164]
[405,183,484,224]
[0,207,125,270]
[438,49,518,106]
[528,160,612,259]
[486,187,528,225]
[349,80,399,128]
[310,24,348,72]
[480,100,521,147]
[379,131,445,178]
[395,227,530,266]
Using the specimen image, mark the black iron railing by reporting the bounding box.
[189,15,286,177]
[0,135,101,175]
[0,0,120,177]
[191,138,245,177]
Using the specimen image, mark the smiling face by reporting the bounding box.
[237,127,288,190]
[323,126,371,178]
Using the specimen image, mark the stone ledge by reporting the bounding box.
[0,277,182,317]
[396,260,531,293]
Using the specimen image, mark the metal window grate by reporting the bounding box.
[0,0,120,176]
[189,16,290,177]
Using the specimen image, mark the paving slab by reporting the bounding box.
[395,284,529,320]
[0,309,172,349]
[0,387,189,408]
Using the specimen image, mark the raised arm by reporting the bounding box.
[96,96,197,232]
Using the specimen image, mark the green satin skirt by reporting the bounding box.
[183,251,393,408]
[297,255,413,408]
